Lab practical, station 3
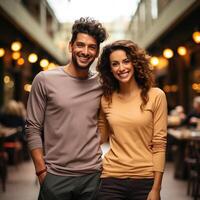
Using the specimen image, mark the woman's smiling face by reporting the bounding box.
[110,49,134,84]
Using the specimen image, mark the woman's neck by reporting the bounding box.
[118,79,140,98]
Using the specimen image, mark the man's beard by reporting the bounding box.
[71,54,94,71]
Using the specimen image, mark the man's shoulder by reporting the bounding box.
[35,66,62,79]
[42,66,62,76]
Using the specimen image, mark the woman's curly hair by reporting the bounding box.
[96,40,154,110]
[70,17,108,47]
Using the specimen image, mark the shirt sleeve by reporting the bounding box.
[152,89,168,172]
[25,72,47,150]
[98,97,110,144]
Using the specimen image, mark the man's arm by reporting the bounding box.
[25,72,47,183]
[31,148,47,184]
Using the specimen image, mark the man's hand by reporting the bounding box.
[38,171,47,185]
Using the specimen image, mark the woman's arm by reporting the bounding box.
[147,171,163,200]
[148,89,168,200]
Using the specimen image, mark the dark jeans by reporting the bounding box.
[38,172,100,200]
[97,177,154,200]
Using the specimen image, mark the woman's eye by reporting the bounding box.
[111,63,118,67]
[124,60,130,64]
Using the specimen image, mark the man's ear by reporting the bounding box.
[95,48,100,58]
[68,42,72,53]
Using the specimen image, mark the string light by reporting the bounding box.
[12,52,21,60]
[11,41,22,51]
[28,53,38,63]
[40,59,49,68]
[163,48,174,59]
[177,46,187,56]
[0,48,5,57]
[192,31,200,44]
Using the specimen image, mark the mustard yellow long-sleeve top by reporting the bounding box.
[98,87,167,178]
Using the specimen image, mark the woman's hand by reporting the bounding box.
[147,188,161,200]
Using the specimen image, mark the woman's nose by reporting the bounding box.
[118,63,125,71]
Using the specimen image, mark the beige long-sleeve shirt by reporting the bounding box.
[98,87,167,178]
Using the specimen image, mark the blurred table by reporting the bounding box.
[167,128,200,179]
[0,125,21,137]
[168,128,200,140]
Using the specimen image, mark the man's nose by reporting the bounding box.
[82,47,89,56]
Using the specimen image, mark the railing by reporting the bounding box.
[126,0,196,48]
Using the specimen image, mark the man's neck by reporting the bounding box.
[64,64,89,79]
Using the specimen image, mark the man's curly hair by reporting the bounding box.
[70,17,108,47]
[97,40,154,110]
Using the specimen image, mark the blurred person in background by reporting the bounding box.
[18,101,27,120]
[97,40,167,200]
[0,100,25,164]
[182,96,200,128]
[168,105,186,127]
[0,100,25,128]
[25,17,108,200]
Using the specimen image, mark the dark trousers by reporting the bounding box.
[97,177,154,200]
[38,172,100,200]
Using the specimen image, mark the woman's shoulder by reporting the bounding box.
[148,87,166,105]
[148,87,165,97]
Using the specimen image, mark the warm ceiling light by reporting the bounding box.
[4,75,11,84]
[47,62,57,70]
[192,31,200,44]
[177,46,187,56]
[171,85,178,92]
[40,59,49,68]
[24,84,32,92]
[28,53,38,63]
[0,48,5,57]
[150,56,159,66]
[156,57,169,69]
[163,48,173,59]
[12,52,21,60]
[7,81,14,88]
[192,83,200,91]
[11,41,22,51]
[17,58,25,65]
[163,85,171,93]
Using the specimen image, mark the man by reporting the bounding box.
[25,17,108,200]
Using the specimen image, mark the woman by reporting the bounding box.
[97,40,167,200]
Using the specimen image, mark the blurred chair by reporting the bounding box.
[185,140,200,199]
[3,128,23,166]
[0,135,7,192]
[0,100,26,165]
[0,126,23,166]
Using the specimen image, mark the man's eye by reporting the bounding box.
[76,43,84,47]
[89,46,96,50]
